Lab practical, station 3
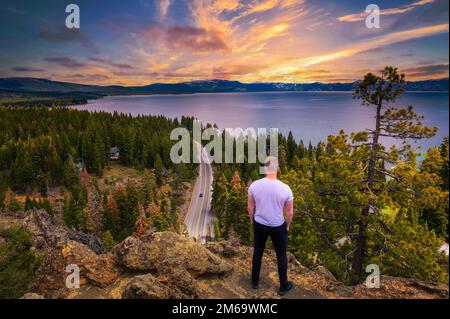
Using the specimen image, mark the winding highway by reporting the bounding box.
[184,142,215,243]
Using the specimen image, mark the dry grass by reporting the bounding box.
[15,195,43,203]
[98,164,142,190]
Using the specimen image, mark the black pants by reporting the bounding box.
[252,220,289,289]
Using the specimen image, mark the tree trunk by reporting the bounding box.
[352,99,382,282]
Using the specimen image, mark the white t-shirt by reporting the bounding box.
[248,177,294,227]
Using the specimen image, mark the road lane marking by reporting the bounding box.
[195,162,208,239]
[201,167,210,238]
[195,163,207,239]
[185,169,200,231]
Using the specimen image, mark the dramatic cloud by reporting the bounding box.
[37,27,96,51]
[212,63,267,78]
[44,57,86,68]
[61,73,110,82]
[259,23,449,79]
[135,20,225,55]
[2,0,448,84]
[403,63,449,78]
[165,25,228,53]
[88,57,133,69]
[140,21,165,40]
[338,0,435,22]
[12,67,44,72]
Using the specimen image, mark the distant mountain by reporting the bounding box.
[402,79,449,91]
[134,80,364,93]
[0,77,127,93]
[0,77,448,95]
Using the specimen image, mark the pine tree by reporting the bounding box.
[135,205,150,237]
[40,198,54,216]
[24,196,33,211]
[226,171,250,243]
[64,160,80,191]
[63,192,76,228]
[418,145,449,238]
[154,154,164,186]
[124,180,139,235]
[101,230,117,253]
[286,131,297,164]
[3,188,21,212]
[63,186,87,230]
[140,169,156,208]
[350,66,437,281]
[211,173,228,225]
[35,170,48,197]
[102,192,121,241]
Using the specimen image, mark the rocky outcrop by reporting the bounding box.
[2,210,447,299]
[115,232,233,277]
[19,209,106,297]
[62,240,121,287]
[205,240,240,258]
[22,209,103,253]
[27,245,67,298]
[22,209,68,249]
[114,232,233,299]
[67,228,103,255]
[122,270,197,299]
[122,274,171,299]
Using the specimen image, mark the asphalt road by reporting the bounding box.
[184,143,214,243]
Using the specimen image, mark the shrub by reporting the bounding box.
[0,226,41,298]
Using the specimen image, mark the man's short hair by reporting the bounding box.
[264,156,279,174]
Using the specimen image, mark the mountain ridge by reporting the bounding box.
[1,77,448,95]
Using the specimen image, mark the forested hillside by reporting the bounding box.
[0,108,197,250]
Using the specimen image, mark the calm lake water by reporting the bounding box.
[73,91,449,151]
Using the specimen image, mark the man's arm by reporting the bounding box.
[285,200,294,231]
[247,193,255,224]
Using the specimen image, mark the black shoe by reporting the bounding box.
[252,282,259,289]
[278,281,293,296]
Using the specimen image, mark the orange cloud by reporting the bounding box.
[166,26,228,53]
[139,22,228,54]
[248,23,449,81]
[212,63,267,78]
[403,63,449,79]
[256,23,289,42]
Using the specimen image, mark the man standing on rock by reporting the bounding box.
[247,156,294,295]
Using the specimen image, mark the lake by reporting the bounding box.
[73,91,449,151]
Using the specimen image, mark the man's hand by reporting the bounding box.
[285,200,294,232]
[248,193,255,224]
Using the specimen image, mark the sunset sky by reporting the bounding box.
[0,0,448,85]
